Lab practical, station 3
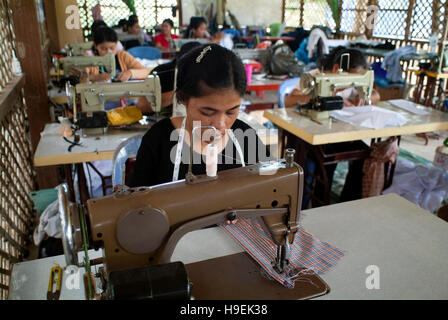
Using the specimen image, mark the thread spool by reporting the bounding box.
[206,143,218,177]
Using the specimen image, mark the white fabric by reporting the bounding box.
[219,33,234,50]
[330,106,408,129]
[383,159,448,213]
[307,28,329,59]
[335,87,359,101]
[33,200,62,246]
[388,99,429,115]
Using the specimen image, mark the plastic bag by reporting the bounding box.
[268,43,304,77]
[107,106,143,127]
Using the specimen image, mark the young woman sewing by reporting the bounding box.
[284,47,380,108]
[285,47,381,206]
[154,19,180,51]
[184,17,209,39]
[130,44,270,188]
[86,26,150,83]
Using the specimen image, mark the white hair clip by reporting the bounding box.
[196,46,212,64]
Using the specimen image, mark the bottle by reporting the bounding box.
[429,32,438,54]
[12,50,22,75]
[433,138,448,170]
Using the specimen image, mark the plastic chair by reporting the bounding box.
[112,134,144,188]
[222,29,241,40]
[128,46,162,60]
[278,77,300,108]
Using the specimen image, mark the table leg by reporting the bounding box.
[63,164,76,202]
[76,163,90,205]
[384,136,401,190]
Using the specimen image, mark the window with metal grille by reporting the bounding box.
[283,0,447,42]
[283,0,336,31]
[77,0,179,38]
[339,0,369,35]
[0,0,35,300]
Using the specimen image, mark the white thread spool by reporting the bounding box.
[205,143,218,177]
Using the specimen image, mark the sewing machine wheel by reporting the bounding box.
[299,73,316,96]
[65,82,75,111]
[58,184,81,266]
[116,208,170,255]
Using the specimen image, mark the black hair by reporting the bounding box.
[176,44,247,103]
[93,26,118,45]
[163,19,174,28]
[184,16,207,38]
[117,19,128,28]
[90,20,108,37]
[317,46,369,71]
[128,15,139,28]
[177,41,202,59]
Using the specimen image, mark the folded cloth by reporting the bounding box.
[382,46,416,82]
[307,28,329,59]
[330,106,408,129]
[33,200,62,246]
[220,218,345,288]
[383,159,448,213]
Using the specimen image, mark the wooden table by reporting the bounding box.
[263,102,448,145]
[8,194,448,300]
[246,77,283,108]
[264,102,448,204]
[34,124,147,167]
[34,124,148,203]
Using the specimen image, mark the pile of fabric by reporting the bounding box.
[383,159,448,213]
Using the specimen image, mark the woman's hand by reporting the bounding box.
[90,72,111,82]
[116,70,133,82]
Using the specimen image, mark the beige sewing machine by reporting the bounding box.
[66,41,94,56]
[68,76,161,135]
[57,146,331,300]
[60,53,116,79]
[298,68,374,121]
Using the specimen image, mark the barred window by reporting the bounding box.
[284,0,447,42]
[339,0,369,35]
[284,0,336,31]
[77,0,179,38]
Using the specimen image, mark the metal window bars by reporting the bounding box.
[0,0,35,300]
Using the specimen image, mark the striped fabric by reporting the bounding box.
[220,218,345,288]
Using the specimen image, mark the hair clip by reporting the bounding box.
[196,46,212,64]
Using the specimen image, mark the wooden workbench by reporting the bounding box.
[8,194,448,300]
[263,102,448,145]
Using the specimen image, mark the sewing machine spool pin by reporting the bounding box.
[186,125,218,185]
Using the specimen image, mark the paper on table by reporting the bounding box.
[330,106,408,129]
[388,99,429,115]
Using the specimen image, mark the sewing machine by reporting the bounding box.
[173,38,210,49]
[66,41,94,56]
[68,76,162,135]
[55,147,333,300]
[298,69,374,121]
[60,53,116,79]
